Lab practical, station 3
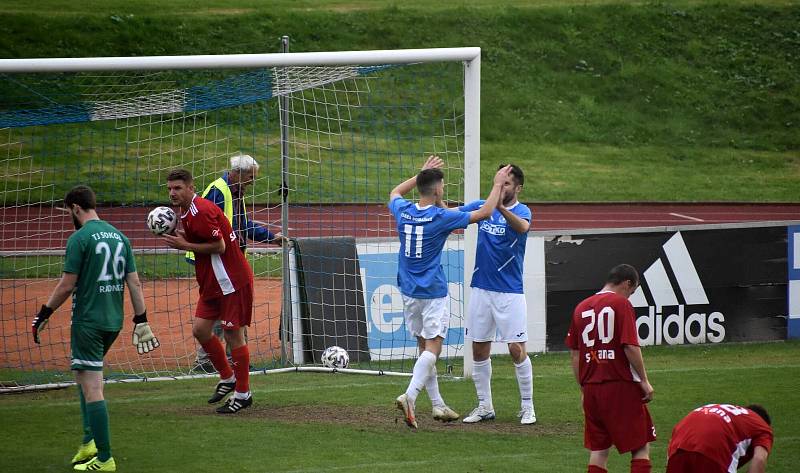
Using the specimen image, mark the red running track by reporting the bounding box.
[2,203,799,252]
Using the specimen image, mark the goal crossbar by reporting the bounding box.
[0,47,480,73]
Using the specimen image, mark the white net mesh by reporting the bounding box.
[0,59,468,390]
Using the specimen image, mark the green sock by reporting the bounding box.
[78,386,93,444]
[86,400,111,461]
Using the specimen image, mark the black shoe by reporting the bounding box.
[208,381,236,404]
[216,395,252,414]
[191,360,217,374]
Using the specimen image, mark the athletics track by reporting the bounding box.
[2,203,800,252]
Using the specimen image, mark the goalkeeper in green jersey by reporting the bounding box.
[31,185,159,472]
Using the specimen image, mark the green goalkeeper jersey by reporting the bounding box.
[64,219,136,331]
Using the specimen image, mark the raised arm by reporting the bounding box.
[468,165,512,224]
[389,155,443,201]
[497,205,531,233]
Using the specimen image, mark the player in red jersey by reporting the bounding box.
[565,264,656,473]
[667,403,773,473]
[164,169,255,414]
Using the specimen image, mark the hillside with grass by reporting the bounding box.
[0,1,798,201]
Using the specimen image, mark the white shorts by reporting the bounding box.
[466,287,528,343]
[402,295,449,340]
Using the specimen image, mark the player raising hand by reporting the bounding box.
[390,155,511,428]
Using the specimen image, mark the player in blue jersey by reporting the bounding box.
[460,164,537,425]
[391,155,512,429]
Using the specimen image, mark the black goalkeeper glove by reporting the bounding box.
[32,305,54,344]
[132,312,160,355]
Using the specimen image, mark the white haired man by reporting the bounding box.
[189,153,282,373]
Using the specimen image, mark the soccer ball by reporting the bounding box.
[147,206,177,235]
[321,346,349,369]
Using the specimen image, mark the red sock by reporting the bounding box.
[231,345,250,394]
[631,458,651,473]
[588,465,607,473]
[200,337,233,380]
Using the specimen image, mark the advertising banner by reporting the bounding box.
[545,228,788,351]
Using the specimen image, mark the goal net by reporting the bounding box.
[0,49,481,391]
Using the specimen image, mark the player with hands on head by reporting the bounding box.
[31,185,155,472]
[565,264,655,473]
[390,155,512,428]
[460,163,536,425]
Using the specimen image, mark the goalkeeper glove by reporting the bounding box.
[32,304,54,344]
[132,312,160,355]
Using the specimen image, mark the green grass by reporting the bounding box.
[1,341,798,472]
[0,1,798,202]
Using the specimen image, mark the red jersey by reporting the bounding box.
[564,290,640,385]
[180,195,253,299]
[668,404,773,471]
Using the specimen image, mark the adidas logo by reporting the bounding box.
[632,232,725,346]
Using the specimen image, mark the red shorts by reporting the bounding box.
[582,381,656,453]
[666,450,725,473]
[195,283,253,329]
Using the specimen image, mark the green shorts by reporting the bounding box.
[70,324,120,371]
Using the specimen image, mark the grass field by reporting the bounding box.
[2,341,798,472]
[0,1,798,202]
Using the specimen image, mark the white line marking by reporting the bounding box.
[669,212,705,222]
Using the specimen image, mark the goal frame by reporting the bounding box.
[0,47,482,383]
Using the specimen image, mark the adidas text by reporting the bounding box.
[637,305,725,346]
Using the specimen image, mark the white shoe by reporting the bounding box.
[432,404,460,422]
[518,406,537,425]
[462,405,496,423]
[395,394,417,429]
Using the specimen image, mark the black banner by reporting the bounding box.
[293,237,371,363]
[545,227,787,351]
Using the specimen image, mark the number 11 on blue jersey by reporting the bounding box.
[404,224,424,258]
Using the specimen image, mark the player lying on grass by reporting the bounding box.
[31,185,159,472]
[391,155,511,429]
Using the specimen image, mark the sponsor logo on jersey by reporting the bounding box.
[479,220,506,236]
[632,232,725,346]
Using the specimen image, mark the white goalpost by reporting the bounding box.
[0,47,481,392]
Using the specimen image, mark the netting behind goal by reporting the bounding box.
[0,53,473,390]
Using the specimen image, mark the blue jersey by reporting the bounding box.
[460,200,531,294]
[389,197,471,298]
